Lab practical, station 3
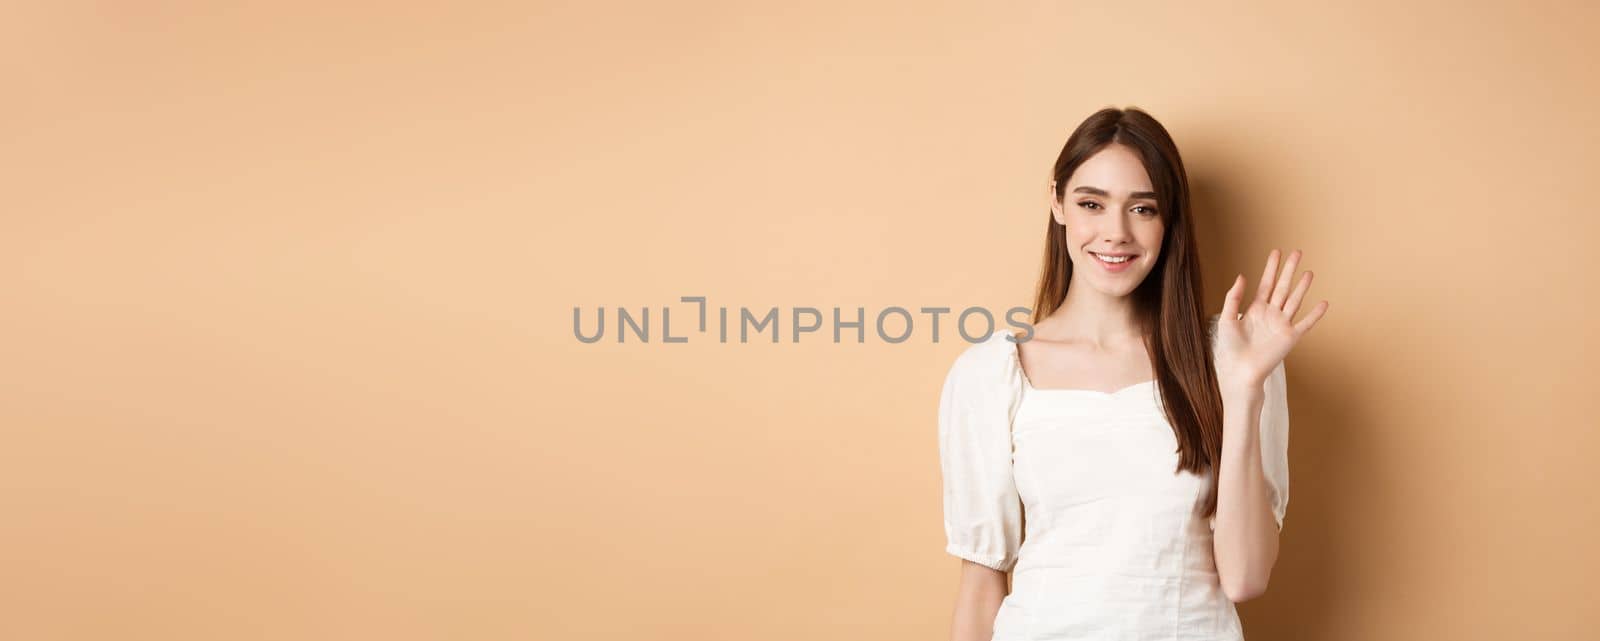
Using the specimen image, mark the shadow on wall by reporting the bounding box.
[1189,159,1378,640]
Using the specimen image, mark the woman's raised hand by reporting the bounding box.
[1213,249,1329,392]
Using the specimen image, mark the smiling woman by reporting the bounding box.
[1053,151,1165,281]
[938,106,1328,641]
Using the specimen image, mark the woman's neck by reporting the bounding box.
[1042,284,1144,350]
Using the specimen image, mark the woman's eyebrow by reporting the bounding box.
[1072,185,1158,200]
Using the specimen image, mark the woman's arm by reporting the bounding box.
[1209,248,1325,602]
[949,560,1008,641]
[1211,382,1281,602]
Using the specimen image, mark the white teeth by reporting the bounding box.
[1094,252,1132,263]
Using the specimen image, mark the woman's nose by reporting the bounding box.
[1102,211,1132,241]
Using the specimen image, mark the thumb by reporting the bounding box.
[1220,273,1245,320]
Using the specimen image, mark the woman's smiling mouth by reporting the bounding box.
[1089,251,1139,272]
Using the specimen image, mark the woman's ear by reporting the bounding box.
[1049,181,1065,225]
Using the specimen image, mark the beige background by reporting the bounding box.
[4,1,1597,639]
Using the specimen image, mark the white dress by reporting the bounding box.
[937,327,1290,641]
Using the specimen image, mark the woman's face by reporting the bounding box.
[1051,144,1166,297]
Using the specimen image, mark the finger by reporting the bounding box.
[1283,271,1313,318]
[1254,249,1280,305]
[1221,273,1245,320]
[1293,300,1329,337]
[1269,249,1302,310]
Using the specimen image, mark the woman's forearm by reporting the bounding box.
[950,562,1006,641]
[1211,385,1281,602]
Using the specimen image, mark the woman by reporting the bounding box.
[938,107,1328,641]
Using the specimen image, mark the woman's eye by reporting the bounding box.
[1134,205,1158,215]
[1077,201,1100,210]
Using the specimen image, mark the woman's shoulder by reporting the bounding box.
[939,330,1024,411]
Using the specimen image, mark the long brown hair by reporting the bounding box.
[1028,106,1227,518]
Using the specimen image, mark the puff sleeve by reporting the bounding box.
[937,335,1026,572]
[1258,359,1291,530]
[1208,358,1291,532]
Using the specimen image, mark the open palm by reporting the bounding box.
[1214,249,1330,391]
